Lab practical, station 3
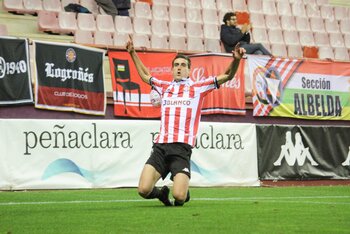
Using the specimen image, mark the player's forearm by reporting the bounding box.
[217,58,241,85]
[129,50,151,84]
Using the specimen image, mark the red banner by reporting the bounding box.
[190,54,246,115]
[108,51,246,118]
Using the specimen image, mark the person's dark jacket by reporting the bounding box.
[112,0,131,9]
[220,24,250,53]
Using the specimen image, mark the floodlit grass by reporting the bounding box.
[0,186,350,234]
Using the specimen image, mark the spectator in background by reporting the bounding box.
[95,0,118,17]
[113,0,131,16]
[220,12,272,56]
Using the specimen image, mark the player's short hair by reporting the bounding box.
[172,54,191,69]
[223,12,236,24]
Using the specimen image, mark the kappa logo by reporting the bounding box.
[273,131,318,166]
[182,168,190,173]
[341,146,350,166]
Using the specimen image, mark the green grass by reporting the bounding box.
[1,186,350,234]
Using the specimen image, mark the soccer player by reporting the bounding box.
[126,36,245,206]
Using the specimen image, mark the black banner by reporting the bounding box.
[34,41,106,115]
[257,125,350,180]
[0,37,33,105]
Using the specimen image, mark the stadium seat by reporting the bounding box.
[202,9,219,25]
[295,17,311,31]
[291,2,306,17]
[133,18,152,35]
[77,13,96,32]
[334,6,348,21]
[247,0,262,13]
[251,28,269,44]
[94,31,113,46]
[0,24,8,36]
[169,36,186,50]
[152,0,169,6]
[216,0,232,12]
[329,33,345,48]
[303,46,318,58]
[23,0,43,14]
[249,13,266,29]
[152,4,169,21]
[113,32,129,47]
[232,0,248,12]
[152,19,169,37]
[74,30,94,44]
[310,17,325,33]
[38,10,59,33]
[287,44,303,58]
[316,0,328,5]
[151,34,169,49]
[340,19,350,34]
[80,0,99,14]
[314,32,330,47]
[268,29,285,45]
[169,0,185,7]
[42,0,62,12]
[262,0,277,15]
[58,11,77,34]
[305,3,320,18]
[280,15,296,31]
[277,1,292,16]
[271,44,288,57]
[320,5,334,20]
[134,1,152,19]
[185,0,201,9]
[283,30,300,45]
[318,46,334,60]
[169,6,186,23]
[203,24,220,39]
[169,21,186,37]
[115,16,133,34]
[3,0,24,13]
[133,34,150,48]
[344,34,350,49]
[187,37,204,51]
[334,47,350,61]
[186,8,203,24]
[204,38,221,52]
[299,31,315,46]
[96,14,115,33]
[265,15,281,30]
[324,18,340,33]
[186,22,203,38]
[201,0,216,10]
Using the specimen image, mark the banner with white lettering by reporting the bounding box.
[34,41,106,115]
[257,125,350,180]
[0,37,33,105]
[248,56,350,120]
[108,51,246,118]
[0,119,258,190]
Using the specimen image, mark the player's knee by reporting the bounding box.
[138,186,151,198]
[172,190,187,202]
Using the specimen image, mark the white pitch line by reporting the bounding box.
[0,196,350,206]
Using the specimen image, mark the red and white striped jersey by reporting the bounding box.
[150,76,219,147]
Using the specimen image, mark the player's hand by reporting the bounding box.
[126,35,135,53]
[232,43,246,60]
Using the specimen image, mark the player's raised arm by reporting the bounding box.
[126,35,152,84]
[216,44,246,85]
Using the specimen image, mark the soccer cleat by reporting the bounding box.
[159,186,173,206]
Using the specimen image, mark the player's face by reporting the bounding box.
[172,58,190,81]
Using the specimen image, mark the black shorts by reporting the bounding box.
[146,143,192,180]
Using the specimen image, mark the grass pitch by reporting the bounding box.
[0,186,349,234]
